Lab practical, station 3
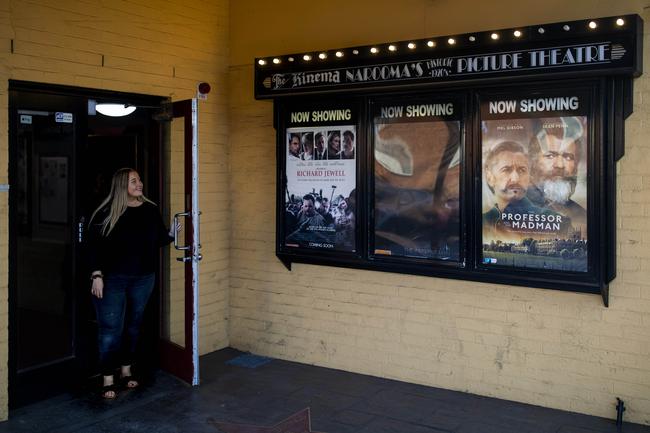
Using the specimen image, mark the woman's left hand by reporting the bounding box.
[169,220,182,238]
[91,277,104,299]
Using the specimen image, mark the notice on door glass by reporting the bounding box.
[55,112,73,123]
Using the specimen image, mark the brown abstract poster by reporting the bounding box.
[373,101,461,260]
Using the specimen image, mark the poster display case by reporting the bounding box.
[262,15,644,305]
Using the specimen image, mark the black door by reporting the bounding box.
[8,82,164,408]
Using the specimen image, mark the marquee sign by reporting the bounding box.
[255,15,642,98]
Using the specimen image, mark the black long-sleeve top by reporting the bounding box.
[88,202,173,276]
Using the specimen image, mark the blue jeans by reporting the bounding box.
[93,273,155,376]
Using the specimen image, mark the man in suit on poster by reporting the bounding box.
[314,132,327,160]
[288,133,301,160]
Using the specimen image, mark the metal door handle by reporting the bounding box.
[173,210,203,261]
[173,211,190,251]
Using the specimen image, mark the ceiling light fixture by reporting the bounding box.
[95,103,136,117]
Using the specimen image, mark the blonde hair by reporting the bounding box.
[90,168,154,236]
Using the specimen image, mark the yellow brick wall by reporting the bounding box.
[0,0,230,420]
[229,0,650,424]
[0,1,9,418]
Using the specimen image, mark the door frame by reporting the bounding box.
[158,98,201,386]
[7,81,169,408]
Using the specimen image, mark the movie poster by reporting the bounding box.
[283,109,356,252]
[481,93,589,272]
[372,101,461,260]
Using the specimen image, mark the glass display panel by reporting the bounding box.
[480,92,589,272]
[372,101,461,260]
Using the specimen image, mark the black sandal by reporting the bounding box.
[120,375,139,389]
[101,383,118,399]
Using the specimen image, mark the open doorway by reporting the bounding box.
[8,81,166,408]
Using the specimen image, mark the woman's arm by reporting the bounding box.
[155,206,176,246]
[87,208,110,298]
[86,214,106,278]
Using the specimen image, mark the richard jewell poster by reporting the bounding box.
[372,101,461,261]
[481,93,589,272]
[283,107,357,252]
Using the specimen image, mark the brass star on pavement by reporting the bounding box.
[208,407,325,433]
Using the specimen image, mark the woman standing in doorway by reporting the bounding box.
[88,168,176,399]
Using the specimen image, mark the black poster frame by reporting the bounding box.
[368,92,467,268]
[474,83,598,277]
[274,77,623,305]
[276,97,366,265]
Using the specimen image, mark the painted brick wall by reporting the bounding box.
[229,0,650,424]
[0,1,10,419]
[0,0,230,419]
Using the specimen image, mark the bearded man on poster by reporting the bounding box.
[527,118,587,231]
[286,194,329,246]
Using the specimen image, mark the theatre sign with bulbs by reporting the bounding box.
[254,15,643,305]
